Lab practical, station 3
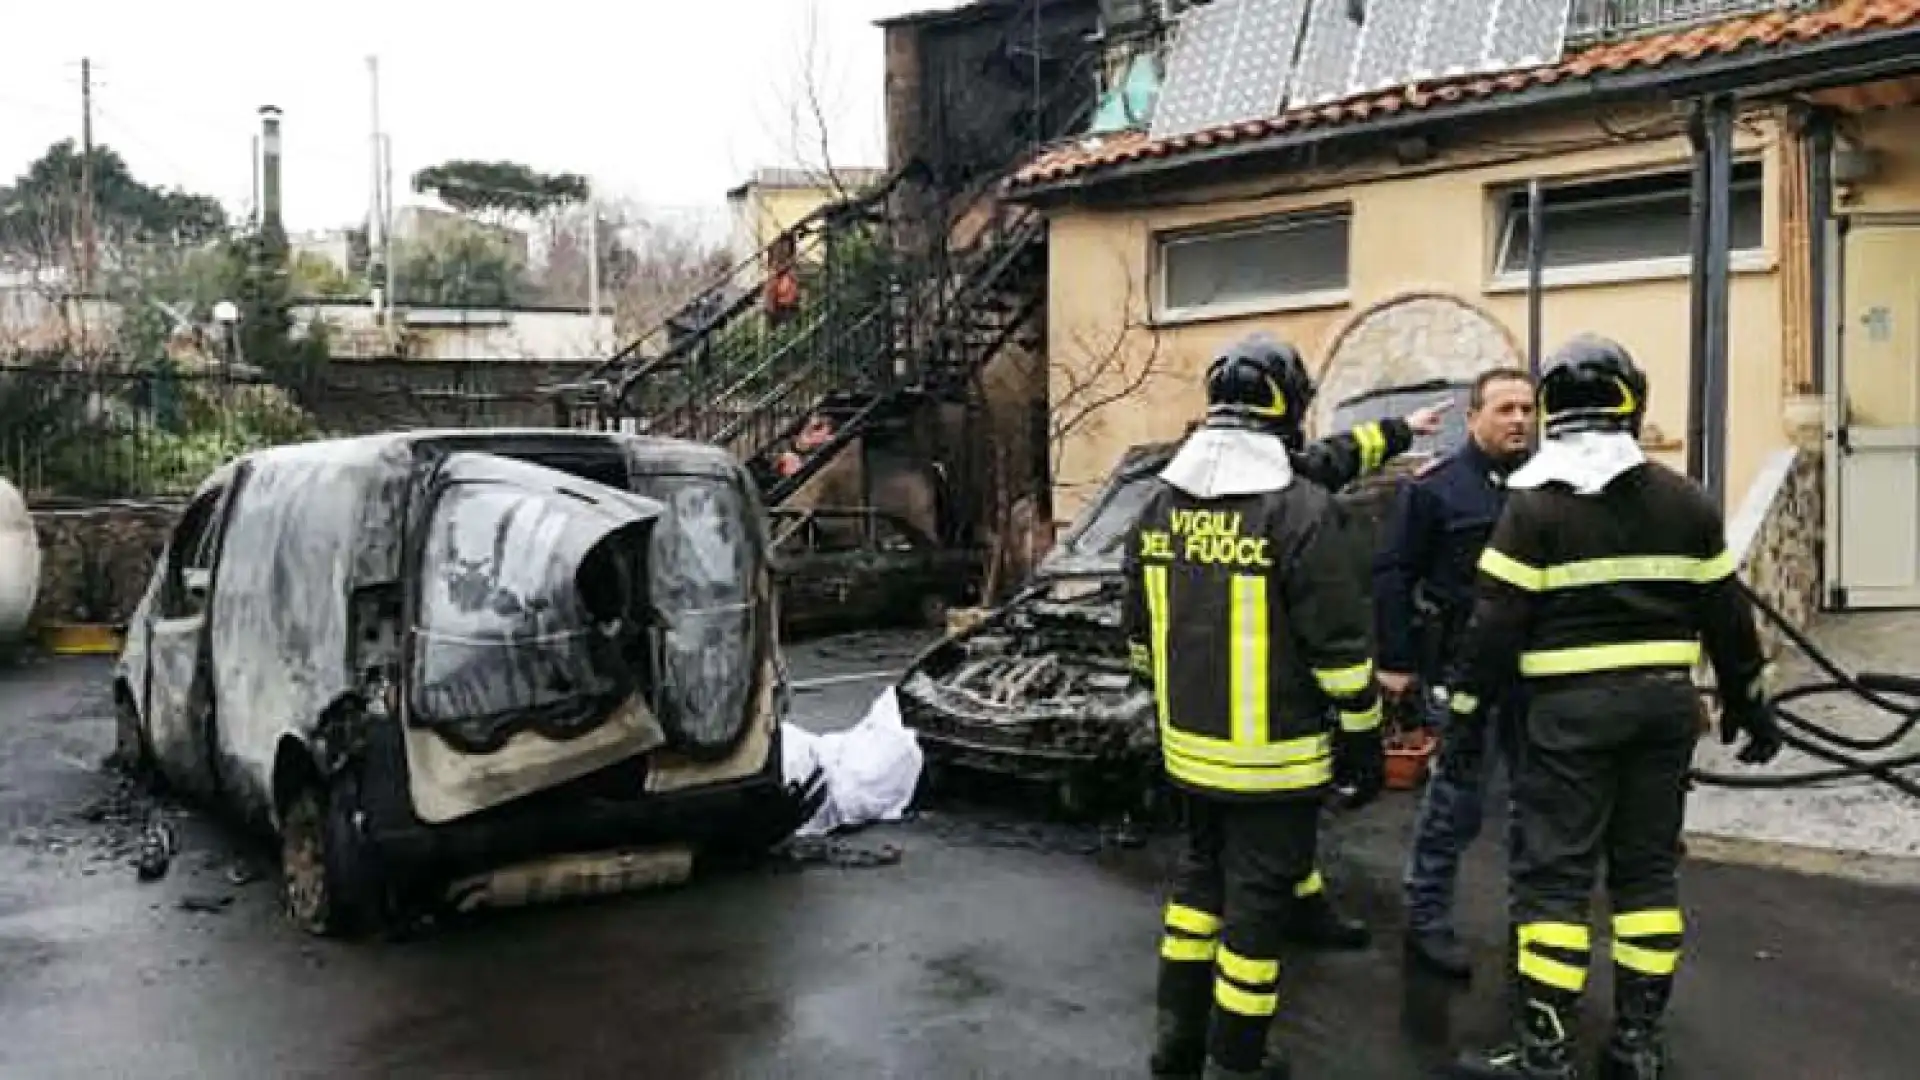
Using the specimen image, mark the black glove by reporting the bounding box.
[1720,693,1783,766]
[1333,727,1385,809]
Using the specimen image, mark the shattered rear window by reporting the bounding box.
[412,480,642,748]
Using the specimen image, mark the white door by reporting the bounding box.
[1827,214,1920,609]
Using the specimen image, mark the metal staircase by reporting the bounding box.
[551,3,1095,508]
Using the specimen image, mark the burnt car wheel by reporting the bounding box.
[111,693,153,780]
[280,777,375,938]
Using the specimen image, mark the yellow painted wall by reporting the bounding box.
[730,185,845,264]
[1044,112,1791,522]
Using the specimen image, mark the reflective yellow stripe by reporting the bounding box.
[1128,640,1151,676]
[1612,941,1680,976]
[1613,909,1684,938]
[1145,565,1172,729]
[1483,550,1738,592]
[1293,870,1324,898]
[1339,700,1382,733]
[1217,947,1279,985]
[1517,921,1592,992]
[1540,553,1737,589]
[1214,980,1279,1017]
[1449,691,1480,714]
[1520,640,1700,676]
[1161,936,1217,963]
[1228,574,1268,747]
[1165,903,1221,937]
[1518,949,1590,993]
[1164,746,1334,793]
[1354,422,1387,473]
[1480,547,1545,590]
[1520,922,1592,951]
[1313,661,1372,696]
[1160,727,1332,768]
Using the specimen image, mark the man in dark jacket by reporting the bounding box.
[1372,367,1537,978]
[1440,336,1783,1080]
[1126,334,1419,1080]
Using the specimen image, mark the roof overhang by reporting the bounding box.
[1011,18,1920,206]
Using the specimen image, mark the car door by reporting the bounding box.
[143,481,236,798]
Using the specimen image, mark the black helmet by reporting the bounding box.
[1204,333,1314,445]
[1538,334,1648,438]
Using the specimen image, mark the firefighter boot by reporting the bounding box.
[1447,990,1579,1079]
[1598,972,1671,1080]
[1150,1007,1206,1079]
[1200,1056,1291,1080]
[1282,871,1370,951]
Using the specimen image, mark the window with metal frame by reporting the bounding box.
[1156,205,1352,319]
[1492,160,1765,278]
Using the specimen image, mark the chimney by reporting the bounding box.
[258,105,284,233]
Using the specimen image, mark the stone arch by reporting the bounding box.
[1309,291,1523,436]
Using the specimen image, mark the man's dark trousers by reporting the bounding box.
[1403,692,1523,939]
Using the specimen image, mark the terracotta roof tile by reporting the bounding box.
[1008,0,1920,190]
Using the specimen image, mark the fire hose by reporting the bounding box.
[1688,579,1920,799]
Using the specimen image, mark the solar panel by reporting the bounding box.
[1284,0,1572,110]
[1149,0,1309,142]
[1345,0,1428,98]
[1288,0,1367,106]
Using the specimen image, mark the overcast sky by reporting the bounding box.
[0,0,969,240]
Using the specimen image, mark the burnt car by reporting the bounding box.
[896,381,1472,813]
[112,429,803,937]
[768,505,980,639]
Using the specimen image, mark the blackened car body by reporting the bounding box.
[113,429,806,936]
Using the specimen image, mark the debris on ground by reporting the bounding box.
[177,894,234,914]
[781,687,924,838]
[135,819,177,881]
[773,836,906,869]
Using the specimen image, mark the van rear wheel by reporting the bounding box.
[280,778,373,938]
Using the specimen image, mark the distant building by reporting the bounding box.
[725,166,886,267]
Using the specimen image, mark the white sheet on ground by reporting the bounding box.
[780,687,924,838]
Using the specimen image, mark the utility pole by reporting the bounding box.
[367,56,387,318]
[79,58,96,293]
[586,182,601,350]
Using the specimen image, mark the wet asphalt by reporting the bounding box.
[2,631,1918,1080]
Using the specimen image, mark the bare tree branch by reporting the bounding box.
[1044,248,1170,489]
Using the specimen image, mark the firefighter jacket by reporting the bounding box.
[1294,417,1414,492]
[1122,424,1384,800]
[1444,442,1768,721]
[1371,439,1520,674]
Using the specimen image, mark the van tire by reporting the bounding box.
[112,691,153,780]
[280,776,374,939]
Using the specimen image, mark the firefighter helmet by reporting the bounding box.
[1538,334,1648,438]
[1204,333,1315,445]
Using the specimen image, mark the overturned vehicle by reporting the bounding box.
[895,380,1475,813]
[113,429,805,936]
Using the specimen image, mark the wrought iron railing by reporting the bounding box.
[1564,0,1825,46]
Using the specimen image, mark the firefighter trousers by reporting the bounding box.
[1508,670,1696,1028]
[1156,793,1318,1073]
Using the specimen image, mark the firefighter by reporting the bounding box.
[1260,338,1452,954]
[1372,367,1538,979]
[1125,334,1399,1080]
[1439,335,1783,1079]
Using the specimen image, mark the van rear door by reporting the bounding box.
[401,452,669,824]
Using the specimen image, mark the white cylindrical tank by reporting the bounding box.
[0,477,40,643]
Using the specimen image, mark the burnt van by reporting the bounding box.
[113,429,810,936]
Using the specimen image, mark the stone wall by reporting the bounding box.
[31,501,180,626]
[1723,446,1824,666]
[1311,293,1524,437]
[298,359,597,436]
